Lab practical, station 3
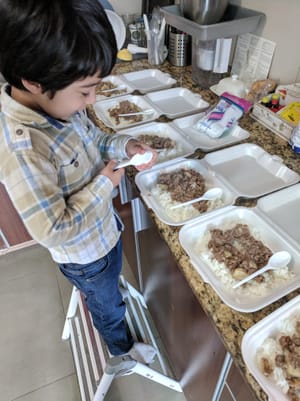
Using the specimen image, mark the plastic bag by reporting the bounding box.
[195,92,252,138]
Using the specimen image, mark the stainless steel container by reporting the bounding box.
[142,0,174,14]
[181,0,229,25]
[129,21,147,47]
[167,26,191,67]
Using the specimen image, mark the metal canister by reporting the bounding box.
[167,26,191,67]
[181,0,229,24]
[129,21,147,48]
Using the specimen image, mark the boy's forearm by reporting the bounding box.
[97,132,132,161]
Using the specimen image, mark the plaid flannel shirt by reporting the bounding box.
[0,84,132,263]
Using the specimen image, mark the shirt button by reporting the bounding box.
[16,128,23,136]
[74,161,79,168]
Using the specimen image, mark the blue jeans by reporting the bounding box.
[57,238,134,355]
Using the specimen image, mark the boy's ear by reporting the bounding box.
[21,79,42,94]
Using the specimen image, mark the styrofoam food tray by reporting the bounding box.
[172,113,250,151]
[204,143,300,197]
[135,158,236,226]
[135,143,299,226]
[179,206,300,312]
[145,87,210,119]
[96,75,134,100]
[121,69,177,94]
[93,94,161,130]
[242,295,300,401]
[210,84,223,97]
[118,122,195,164]
[257,183,300,250]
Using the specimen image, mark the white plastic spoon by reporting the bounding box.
[98,85,126,93]
[118,109,154,117]
[114,151,153,169]
[233,251,292,289]
[170,187,223,209]
[127,44,148,54]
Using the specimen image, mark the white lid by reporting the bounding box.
[216,74,246,97]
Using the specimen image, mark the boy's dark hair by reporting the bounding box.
[0,0,117,95]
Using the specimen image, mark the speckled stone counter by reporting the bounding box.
[90,59,300,401]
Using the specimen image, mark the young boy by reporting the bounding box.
[0,0,157,363]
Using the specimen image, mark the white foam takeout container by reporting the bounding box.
[257,183,300,252]
[171,112,250,151]
[145,87,209,119]
[120,69,177,94]
[93,94,161,130]
[135,143,300,227]
[179,202,300,312]
[96,74,135,100]
[242,294,300,401]
[204,143,299,198]
[93,88,210,130]
[117,122,195,165]
[135,157,236,226]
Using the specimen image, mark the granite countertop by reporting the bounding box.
[90,59,300,401]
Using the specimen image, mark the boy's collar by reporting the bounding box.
[37,110,66,129]
[2,84,68,130]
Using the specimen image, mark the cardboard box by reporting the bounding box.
[251,102,295,141]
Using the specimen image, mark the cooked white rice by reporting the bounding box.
[136,130,186,162]
[194,219,294,295]
[151,184,224,223]
[156,142,184,162]
[256,312,300,397]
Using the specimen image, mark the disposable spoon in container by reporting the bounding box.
[114,151,153,169]
[118,109,154,117]
[233,251,292,289]
[98,86,127,94]
[170,187,223,209]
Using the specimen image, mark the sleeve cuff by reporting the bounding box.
[90,174,114,201]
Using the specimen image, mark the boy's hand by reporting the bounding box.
[126,139,157,171]
[100,160,124,187]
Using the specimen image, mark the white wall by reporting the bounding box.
[111,0,300,84]
[109,0,141,16]
[229,0,300,84]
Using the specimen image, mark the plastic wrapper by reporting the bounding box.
[246,79,277,103]
[289,122,300,153]
[195,92,252,138]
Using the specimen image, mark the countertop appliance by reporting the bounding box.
[161,4,265,88]
[142,0,174,14]
[167,26,191,66]
[181,0,229,25]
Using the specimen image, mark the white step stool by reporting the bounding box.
[62,275,183,401]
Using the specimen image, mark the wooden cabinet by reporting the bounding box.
[0,183,32,250]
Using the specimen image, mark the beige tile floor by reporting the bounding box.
[0,243,187,401]
[0,244,79,401]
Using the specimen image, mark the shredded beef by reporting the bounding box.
[108,100,143,125]
[157,168,209,212]
[97,81,127,97]
[208,223,273,282]
[261,321,300,401]
[137,134,175,150]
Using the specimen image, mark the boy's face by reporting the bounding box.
[39,72,101,120]
[19,72,101,120]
